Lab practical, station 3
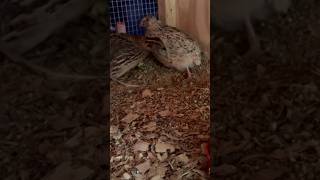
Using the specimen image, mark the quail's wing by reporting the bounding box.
[144,37,166,52]
[144,37,177,66]
[160,26,200,55]
[111,49,147,79]
[125,35,173,66]
[110,33,150,78]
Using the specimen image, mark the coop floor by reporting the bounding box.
[110,56,210,179]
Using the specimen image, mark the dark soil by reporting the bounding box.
[213,0,320,179]
[0,1,107,179]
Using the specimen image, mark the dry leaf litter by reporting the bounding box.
[110,51,210,179]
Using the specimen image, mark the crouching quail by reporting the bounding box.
[140,16,202,78]
[213,0,291,57]
[110,33,151,87]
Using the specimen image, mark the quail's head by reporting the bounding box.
[139,15,161,30]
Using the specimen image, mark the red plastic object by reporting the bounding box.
[203,142,211,173]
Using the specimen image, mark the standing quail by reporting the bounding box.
[140,16,202,78]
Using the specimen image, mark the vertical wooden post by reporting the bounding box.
[157,0,166,23]
[175,0,210,56]
[164,0,176,27]
[157,0,210,56]
[157,0,176,27]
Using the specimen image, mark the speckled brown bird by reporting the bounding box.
[110,33,150,87]
[140,16,202,78]
[213,0,291,56]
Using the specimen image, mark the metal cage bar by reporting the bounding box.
[109,0,158,35]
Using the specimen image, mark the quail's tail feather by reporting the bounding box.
[110,33,150,79]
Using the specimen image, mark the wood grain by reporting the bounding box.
[157,0,210,55]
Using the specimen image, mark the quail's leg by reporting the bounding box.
[186,67,192,78]
[244,17,262,57]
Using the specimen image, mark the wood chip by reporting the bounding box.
[156,164,168,177]
[155,142,175,153]
[144,133,158,139]
[136,160,151,174]
[142,122,157,131]
[150,175,164,180]
[142,89,153,98]
[192,169,207,178]
[110,125,119,134]
[120,113,140,124]
[110,156,123,163]
[132,174,145,180]
[133,141,150,152]
[176,153,189,164]
[156,152,168,162]
[159,110,171,117]
[138,153,144,159]
[147,152,157,160]
[122,172,132,180]
[197,134,210,140]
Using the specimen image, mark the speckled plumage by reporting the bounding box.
[140,16,202,76]
[110,33,150,86]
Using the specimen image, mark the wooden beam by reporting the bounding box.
[158,0,210,56]
[164,0,176,27]
[175,0,210,56]
[157,0,166,23]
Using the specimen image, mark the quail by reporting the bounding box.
[140,16,202,78]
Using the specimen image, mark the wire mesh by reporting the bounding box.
[109,0,158,35]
